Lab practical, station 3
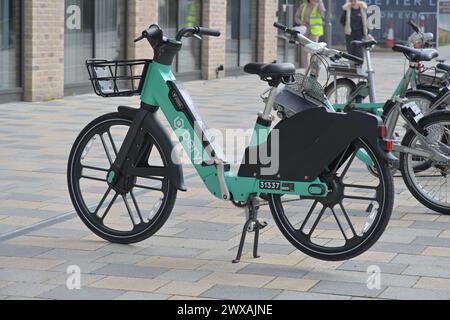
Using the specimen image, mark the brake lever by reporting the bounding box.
[134,35,145,42]
[193,34,202,40]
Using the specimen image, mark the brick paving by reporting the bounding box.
[1,53,450,299]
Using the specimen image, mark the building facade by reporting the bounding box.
[0,0,280,103]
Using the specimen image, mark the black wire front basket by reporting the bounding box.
[86,59,151,97]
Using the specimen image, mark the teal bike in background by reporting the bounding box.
[275,22,450,215]
[67,24,395,262]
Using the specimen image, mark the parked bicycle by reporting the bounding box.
[274,22,450,215]
[68,24,395,262]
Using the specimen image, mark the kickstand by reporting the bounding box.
[232,196,268,263]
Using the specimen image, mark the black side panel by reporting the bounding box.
[238,107,381,182]
[117,106,186,191]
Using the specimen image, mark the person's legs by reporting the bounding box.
[345,35,354,56]
[302,34,320,68]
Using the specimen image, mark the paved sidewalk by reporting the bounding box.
[1,53,450,300]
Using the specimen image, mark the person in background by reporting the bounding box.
[295,0,326,68]
[340,0,369,60]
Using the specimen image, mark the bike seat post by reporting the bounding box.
[260,86,278,120]
[364,47,377,103]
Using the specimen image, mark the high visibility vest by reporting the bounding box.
[301,4,324,36]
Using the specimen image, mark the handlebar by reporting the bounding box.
[175,26,220,41]
[408,19,420,33]
[134,24,162,43]
[135,24,220,44]
[341,52,364,65]
[274,22,364,65]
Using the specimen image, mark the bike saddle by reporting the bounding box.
[392,44,438,62]
[351,39,377,48]
[244,62,296,79]
[436,63,450,73]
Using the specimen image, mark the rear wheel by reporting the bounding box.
[400,112,450,214]
[269,138,394,261]
[67,112,177,243]
[324,78,360,105]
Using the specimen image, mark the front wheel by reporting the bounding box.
[400,112,450,214]
[67,112,177,243]
[324,78,359,105]
[269,138,394,261]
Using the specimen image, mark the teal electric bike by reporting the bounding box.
[67,24,394,262]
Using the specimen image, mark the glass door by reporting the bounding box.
[64,0,126,86]
[226,0,258,70]
[159,0,202,74]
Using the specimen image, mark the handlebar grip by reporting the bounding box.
[341,52,364,65]
[136,24,162,42]
[408,19,420,33]
[197,27,221,37]
[273,22,288,31]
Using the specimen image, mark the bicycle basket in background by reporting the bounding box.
[285,73,327,103]
[86,59,151,97]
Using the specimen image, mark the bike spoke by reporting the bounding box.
[344,184,378,190]
[101,192,118,220]
[100,134,113,165]
[82,165,109,172]
[298,200,318,232]
[331,144,350,174]
[81,175,107,183]
[339,149,357,179]
[339,202,357,237]
[344,195,377,201]
[130,191,144,223]
[107,130,119,156]
[93,186,112,215]
[330,207,348,241]
[122,194,137,226]
[308,205,326,237]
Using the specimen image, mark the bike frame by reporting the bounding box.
[329,47,417,116]
[136,61,328,201]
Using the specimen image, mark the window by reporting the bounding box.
[64,0,126,86]
[226,0,258,69]
[0,0,21,91]
[159,0,202,74]
[277,0,299,65]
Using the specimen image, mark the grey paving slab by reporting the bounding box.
[380,286,450,300]
[238,263,310,278]
[93,263,169,279]
[37,248,111,261]
[310,280,385,298]
[392,254,450,267]
[0,244,51,257]
[38,285,124,300]
[115,291,170,300]
[402,265,450,279]
[0,268,59,283]
[338,260,409,275]
[274,290,352,300]
[412,236,450,247]
[136,246,203,258]
[371,242,426,255]
[157,269,211,282]
[201,284,281,300]
[0,282,56,298]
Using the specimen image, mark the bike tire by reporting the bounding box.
[268,138,394,261]
[67,112,178,243]
[400,111,450,215]
[324,78,360,105]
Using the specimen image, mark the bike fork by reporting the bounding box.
[233,196,268,263]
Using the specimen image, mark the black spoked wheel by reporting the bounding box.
[67,112,177,244]
[269,138,394,261]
